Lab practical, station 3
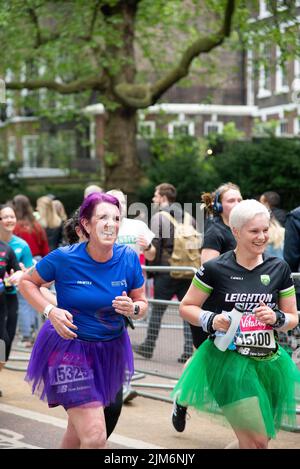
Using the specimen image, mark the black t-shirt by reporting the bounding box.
[202,216,236,254]
[192,251,295,357]
[0,240,20,299]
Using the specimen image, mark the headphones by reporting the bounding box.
[213,191,223,214]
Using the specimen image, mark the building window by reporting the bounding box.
[40,130,77,168]
[22,135,39,168]
[275,47,289,94]
[257,44,272,99]
[277,120,289,136]
[259,0,271,18]
[8,136,16,162]
[5,97,15,119]
[295,55,300,79]
[294,116,300,135]
[138,121,156,139]
[168,121,195,137]
[260,0,289,16]
[204,121,223,136]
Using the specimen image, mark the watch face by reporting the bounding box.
[134,305,140,315]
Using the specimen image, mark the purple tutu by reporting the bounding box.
[25,320,134,409]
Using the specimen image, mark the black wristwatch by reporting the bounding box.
[133,304,140,316]
[272,308,286,329]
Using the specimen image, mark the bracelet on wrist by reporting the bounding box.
[207,313,218,335]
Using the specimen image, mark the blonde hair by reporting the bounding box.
[229,199,270,230]
[268,217,285,250]
[36,196,62,229]
[53,199,67,222]
[84,184,103,198]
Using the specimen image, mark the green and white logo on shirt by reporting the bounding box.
[260,274,270,286]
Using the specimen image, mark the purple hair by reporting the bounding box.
[79,192,120,238]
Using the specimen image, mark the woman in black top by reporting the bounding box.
[191,183,242,348]
[201,182,242,264]
[172,182,243,432]
[173,200,300,449]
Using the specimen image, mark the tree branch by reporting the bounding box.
[114,0,236,108]
[6,75,106,94]
[25,2,60,48]
[79,0,102,41]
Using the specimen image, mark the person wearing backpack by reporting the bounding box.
[133,183,199,363]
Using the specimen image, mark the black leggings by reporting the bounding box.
[0,294,18,361]
[104,386,123,438]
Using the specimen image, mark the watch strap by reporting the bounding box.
[43,304,55,319]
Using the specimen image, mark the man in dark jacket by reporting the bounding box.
[133,183,193,363]
[283,206,300,310]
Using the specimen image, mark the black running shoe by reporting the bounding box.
[177,352,191,364]
[172,401,188,432]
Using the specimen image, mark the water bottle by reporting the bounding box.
[214,303,244,352]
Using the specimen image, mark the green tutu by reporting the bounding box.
[171,339,300,438]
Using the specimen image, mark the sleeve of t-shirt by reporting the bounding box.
[278,260,296,300]
[191,261,214,296]
[20,244,34,268]
[202,225,223,252]
[127,249,145,291]
[36,248,63,282]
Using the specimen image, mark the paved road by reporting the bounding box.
[1,362,300,451]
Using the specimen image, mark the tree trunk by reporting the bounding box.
[104,106,141,194]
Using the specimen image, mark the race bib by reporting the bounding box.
[234,314,276,357]
[49,364,94,386]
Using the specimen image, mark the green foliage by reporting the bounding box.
[0,160,24,202]
[138,134,300,211]
[252,118,278,137]
[208,137,300,210]
[1,0,299,193]
[138,134,217,205]
[17,182,85,217]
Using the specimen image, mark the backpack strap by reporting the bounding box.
[161,211,193,227]
[160,211,179,228]
[183,212,192,225]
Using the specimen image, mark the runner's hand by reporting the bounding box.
[212,313,231,332]
[48,307,78,339]
[112,291,134,317]
[254,301,276,325]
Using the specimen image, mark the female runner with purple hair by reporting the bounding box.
[20,192,147,449]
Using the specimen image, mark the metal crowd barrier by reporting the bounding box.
[128,266,300,432]
[6,267,300,432]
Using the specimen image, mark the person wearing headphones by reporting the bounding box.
[172,182,242,433]
[201,182,243,264]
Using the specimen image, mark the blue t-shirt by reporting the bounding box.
[36,242,144,341]
[9,235,34,267]
[7,235,33,295]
